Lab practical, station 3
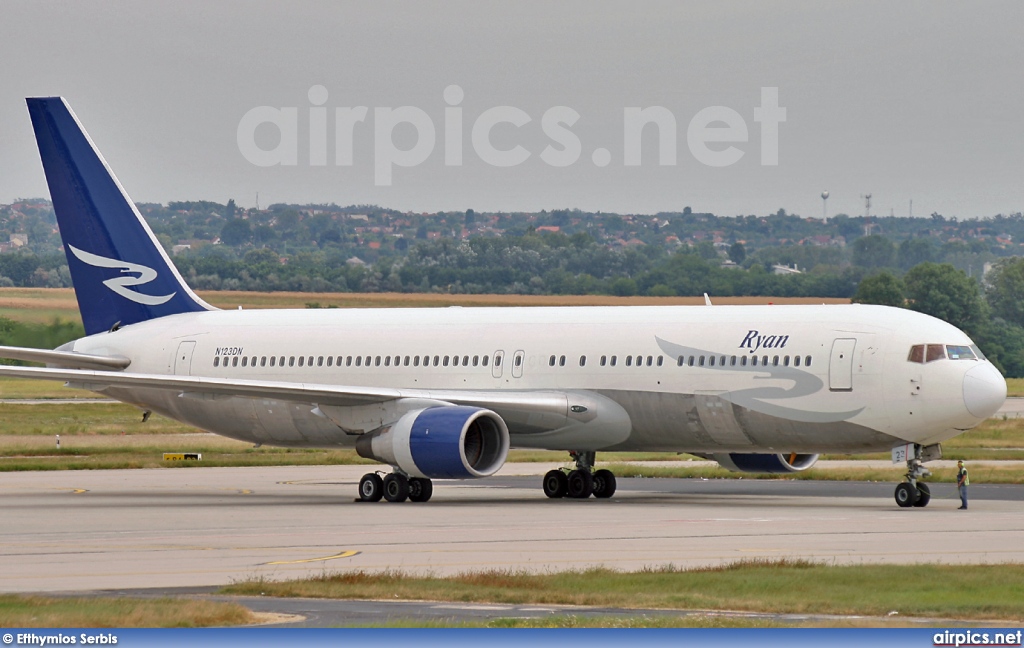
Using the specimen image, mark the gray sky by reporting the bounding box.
[1,1,1022,219]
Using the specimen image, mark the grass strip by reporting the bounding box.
[0,595,255,628]
[223,560,1024,621]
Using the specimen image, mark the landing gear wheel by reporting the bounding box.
[358,473,384,502]
[567,469,594,499]
[543,470,568,499]
[894,482,918,508]
[913,482,931,507]
[592,469,617,498]
[408,477,433,503]
[383,473,410,502]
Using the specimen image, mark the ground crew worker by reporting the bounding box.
[957,460,969,510]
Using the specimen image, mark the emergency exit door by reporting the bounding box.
[829,338,856,391]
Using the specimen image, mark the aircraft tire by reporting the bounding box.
[408,477,433,503]
[383,473,410,503]
[894,482,917,508]
[913,482,931,507]
[359,473,384,502]
[543,470,568,498]
[567,469,594,499]
[592,469,617,498]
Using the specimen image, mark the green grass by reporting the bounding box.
[223,560,1024,621]
[1006,378,1024,397]
[0,594,256,627]
[0,377,105,400]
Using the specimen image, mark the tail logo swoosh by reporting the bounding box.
[68,245,176,306]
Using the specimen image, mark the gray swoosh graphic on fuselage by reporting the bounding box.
[655,336,865,423]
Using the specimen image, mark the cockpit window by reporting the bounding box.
[970,344,987,361]
[925,344,946,362]
[946,345,977,360]
[908,345,924,363]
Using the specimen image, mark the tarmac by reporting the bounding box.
[1,463,1021,594]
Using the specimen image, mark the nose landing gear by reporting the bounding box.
[543,451,618,500]
[894,443,939,508]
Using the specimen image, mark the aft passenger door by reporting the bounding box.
[174,341,196,376]
[491,350,505,379]
[829,338,856,392]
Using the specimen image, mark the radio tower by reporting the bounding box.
[861,194,872,236]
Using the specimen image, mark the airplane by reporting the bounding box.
[0,97,1007,508]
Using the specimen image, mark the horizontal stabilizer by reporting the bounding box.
[0,345,130,370]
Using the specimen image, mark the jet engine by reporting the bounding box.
[355,406,509,479]
[713,452,819,474]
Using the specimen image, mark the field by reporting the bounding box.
[0,287,852,324]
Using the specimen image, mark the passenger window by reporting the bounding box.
[687,356,694,366]
[326,356,332,367]
[610,355,617,366]
[559,355,566,366]
[720,356,726,366]
[213,357,220,367]
[413,356,420,367]
[580,355,587,367]
[762,355,768,366]
[404,356,411,366]
[709,356,715,367]
[515,355,522,367]
[355,356,362,367]
[261,356,267,367]
[289,356,295,367]
[636,355,643,366]
[346,356,352,366]
[463,355,469,366]
[317,356,324,367]
[740,356,747,366]
[433,355,440,366]
[646,356,653,366]
[783,356,790,367]
[601,356,608,366]
[270,356,276,367]
[375,356,382,366]
[626,356,633,367]
[794,356,801,367]
[297,356,304,367]
[337,356,343,366]
[493,355,500,367]
[946,345,976,360]
[443,356,450,367]
[908,345,925,363]
[677,356,684,366]
[772,356,779,366]
[699,356,705,366]
[308,356,313,366]
[751,356,758,366]
[730,356,737,366]
[805,355,812,367]
[384,356,391,367]
[549,355,556,367]
[482,355,489,366]
[452,356,459,367]
[657,356,663,367]
[473,355,479,366]
[925,344,946,363]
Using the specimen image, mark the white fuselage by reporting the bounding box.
[67,303,1001,455]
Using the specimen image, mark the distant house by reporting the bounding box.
[772,264,802,275]
[171,244,191,255]
[535,226,560,233]
[9,233,28,247]
[346,256,368,266]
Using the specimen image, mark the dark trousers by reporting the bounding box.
[959,485,968,509]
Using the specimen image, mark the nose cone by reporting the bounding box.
[963,363,1007,419]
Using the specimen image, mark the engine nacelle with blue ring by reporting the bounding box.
[355,406,510,479]
[713,452,819,474]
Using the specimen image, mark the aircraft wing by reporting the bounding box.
[0,364,575,433]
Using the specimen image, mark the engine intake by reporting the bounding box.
[713,452,819,474]
[356,406,509,479]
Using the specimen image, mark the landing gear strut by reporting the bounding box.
[894,443,936,508]
[542,451,617,500]
[358,471,433,503]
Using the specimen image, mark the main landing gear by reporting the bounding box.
[894,443,937,508]
[358,472,433,503]
[543,451,617,500]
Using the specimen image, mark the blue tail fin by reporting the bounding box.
[27,97,213,335]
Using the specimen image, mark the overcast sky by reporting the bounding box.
[1,1,1022,220]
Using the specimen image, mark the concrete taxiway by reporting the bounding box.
[1,464,1022,594]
